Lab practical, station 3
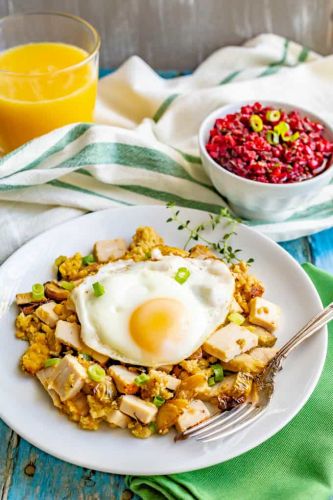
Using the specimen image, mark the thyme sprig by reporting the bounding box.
[166,202,254,265]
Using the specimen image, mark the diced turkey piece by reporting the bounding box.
[119,395,158,424]
[222,347,277,374]
[249,297,281,332]
[248,325,277,347]
[35,301,59,327]
[49,354,87,402]
[175,400,211,433]
[165,374,181,391]
[106,409,132,429]
[55,320,81,350]
[203,323,258,362]
[94,239,127,263]
[54,320,109,365]
[108,365,139,394]
[36,366,62,408]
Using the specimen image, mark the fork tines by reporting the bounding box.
[183,403,264,443]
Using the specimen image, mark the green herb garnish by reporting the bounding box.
[166,202,254,265]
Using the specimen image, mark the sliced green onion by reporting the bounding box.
[266,131,279,145]
[274,121,290,136]
[55,255,66,268]
[208,376,216,387]
[148,422,156,433]
[44,358,60,368]
[82,253,95,266]
[134,373,150,385]
[282,131,300,143]
[32,283,45,300]
[174,267,190,285]
[266,109,281,122]
[228,312,246,325]
[249,114,263,132]
[211,364,224,383]
[153,395,165,407]
[80,353,92,361]
[92,282,105,297]
[87,364,106,382]
[59,280,75,291]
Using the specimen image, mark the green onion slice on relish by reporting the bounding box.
[249,114,263,132]
[282,131,300,142]
[266,109,281,122]
[266,130,280,145]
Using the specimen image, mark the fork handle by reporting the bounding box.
[276,302,333,360]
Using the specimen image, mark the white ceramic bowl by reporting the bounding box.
[198,100,333,221]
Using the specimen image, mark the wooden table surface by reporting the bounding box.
[0,69,333,500]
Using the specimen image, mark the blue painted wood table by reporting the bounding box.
[0,69,333,499]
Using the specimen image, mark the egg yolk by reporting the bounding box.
[129,298,186,354]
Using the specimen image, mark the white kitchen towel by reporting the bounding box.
[0,34,332,264]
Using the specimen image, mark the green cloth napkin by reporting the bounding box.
[127,263,333,500]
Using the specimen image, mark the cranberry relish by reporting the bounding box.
[206,102,333,184]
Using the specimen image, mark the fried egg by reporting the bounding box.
[72,256,234,366]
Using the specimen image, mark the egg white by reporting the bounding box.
[72,256,235,366]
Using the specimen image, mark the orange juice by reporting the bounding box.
[0,42,97,152]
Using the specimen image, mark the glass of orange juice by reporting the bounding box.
[0,12,100,153]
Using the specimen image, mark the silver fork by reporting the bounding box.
[182,302,333,443]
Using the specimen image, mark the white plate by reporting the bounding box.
[0,206,327,475]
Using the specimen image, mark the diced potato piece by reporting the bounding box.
[106,409,132,429]
[176,374,207,400]
[50,354,87,401]
[222,347,277,375]
[156,399,188,433]
[165,374,181,391]
[108,365,139,394]
[119,395,158,424]
[55,320,109,365]
[250,347,277,365]
[249,297,281,332]
[222,353,265,374]
[36,366,62,408]
[203,323,258,362]
[35,302,59,328]
[45,282,70,301]
[94,239,127,263]
[197,375,237,401]
[175,400,211,433]
[247,325,277,347]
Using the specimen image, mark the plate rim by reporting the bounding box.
[0,205,327,475]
